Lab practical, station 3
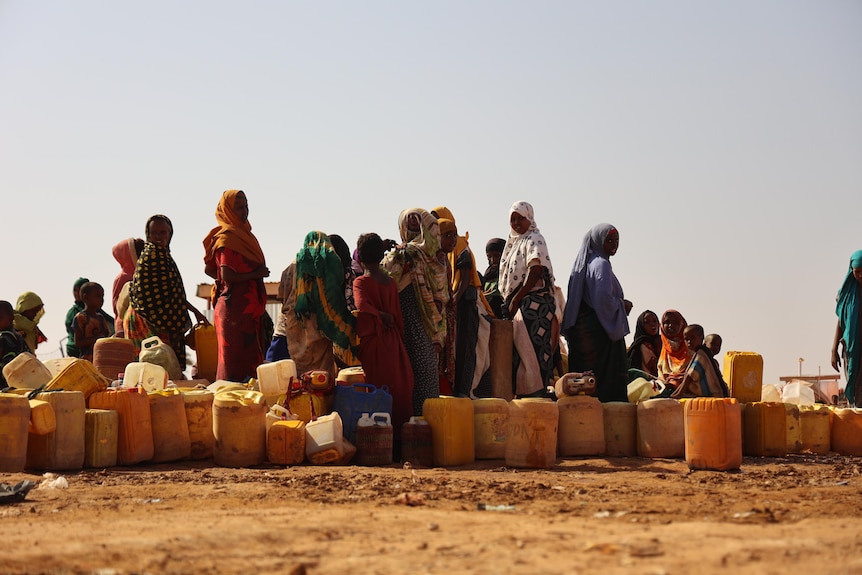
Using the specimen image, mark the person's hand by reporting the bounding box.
[258,264,270,279]
[381,311,395,329]
[832,348,841,372]
[508,297,522,318]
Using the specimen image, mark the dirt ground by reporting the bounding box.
[2,453,862,575]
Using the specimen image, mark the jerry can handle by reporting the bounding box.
[371,412,391,427]
[141,336,163,350]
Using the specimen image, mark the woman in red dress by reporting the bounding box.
[353,233,415,451]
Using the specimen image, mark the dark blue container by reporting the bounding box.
[334,383,393,444]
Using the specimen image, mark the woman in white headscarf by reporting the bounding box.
[562,223,632,402]
[498,201,558,397]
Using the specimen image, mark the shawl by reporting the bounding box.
[433,205,493,315]
[498,201,555,300]
[382,208,450,346]
[657,309,691,378]
[14,292,46,352]
[202,189,266,273]
[294,231,357,353]
[627,310,663,373]
[561,223,629,340]
[129,241,191,335]
[112,238,139,316]
[837,250,862,395]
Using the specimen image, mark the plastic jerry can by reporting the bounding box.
[191,323,218,383]
[784,403,802,454]
[92,337,137,381]
[743,401,786,457]
[355,412,393,466]
[123,361,168,392]
[401,416,433,467]
[267,419,306,465]
[26,390,86,471]
[473,398,508,460]
[722,351,763,404]
[423,396,475,467]
[148,389,191,463]
[42,357,77,379]
[88,388,154,466]
[557,395,604,457]
[2,352,52,390]
[84,408,118,468]
[333,383,393,444]
[505,398,558,469]
[830,408,862,456]
[179,388,215,460]
[336,366,365,387]
[212,390,267,468]
[684,397,742,471]
[798,405,831,454]
[256,359,297,401]
[305,412,345,465]
[44,359,109,400]
[28,399,57,435]
[0,393,30,472]
[637,398,685,458]
[139,336,183,381]
[603,402,637,457]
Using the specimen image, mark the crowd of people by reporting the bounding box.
[2,195,861,417]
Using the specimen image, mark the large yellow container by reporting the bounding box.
[637,398,684,458]
[684,397,742,471]
[26,391,86,471]
[213,390,266,467]
[179,388,215,460]
[92,337,137,381]
[722,351,763,404]
[830,408,862,456]
[799,406,831,454]
[423,396,475,466]
[88,388,154,465]
[743,401,786,457]
[0,393,30,472]
[84,409,118,468]
[2,352,52,389]
[148,389,191,463]
[473,398,508,460]
[191,323,218,383]
[267,419,306,465]
[28,399,57,435]
[557,395,604,456]
[505,398,558,469]
[784,403,802,454]
[603,402,637,457]
[44,359,109,401]
[42,357,77,379]
[287,392,334,423]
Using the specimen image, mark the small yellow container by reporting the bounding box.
[603,402,637,457]
[213,390,266,468]
[473,398,508,460]
[799,406,831,454]
[722,351,763,404]
[2,352,52,389]
[179,388,215,460]
[84,408,118,468]
[742,401,786,457]
[28,399,57,435]
[637,398,684,459]
[830,408,862,456]
[505,398,558,469]
[26,390,86,471]
[557,395,604,456]
[88,388,154,466]
[148,389,191,463]
[305,412,345,464]
[191,323,218,383]
[0,393,30,472]
[44,359,109,400]
[784,403,802,454]
[267,419,306,465]
[423,396,475,466]
[684,397,742,471]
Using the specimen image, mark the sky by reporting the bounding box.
[1,1,860,389]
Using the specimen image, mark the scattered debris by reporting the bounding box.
[0,480,36,504]
[477,503,516,511]
[38,473,68,490]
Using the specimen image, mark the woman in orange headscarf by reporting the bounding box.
[203,190,270,381]
[656,309,691,390]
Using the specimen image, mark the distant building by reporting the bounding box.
[778,374,841,404]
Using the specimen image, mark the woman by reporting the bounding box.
[353,232,415,448]
[832,250,862,407]
[562,223,631,403]
[125,214,207,376]
[111,238,145,336]
[433,206,494,398]
[627,309,663,378]
[203,190,270,382]
[483,238,506,320]
[656,309,691,390]
[293,231,358,384]
[499,201,558,397]
[382,208,449,414]
[13,291,47,353]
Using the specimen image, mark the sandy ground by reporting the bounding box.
[2,453,861,575]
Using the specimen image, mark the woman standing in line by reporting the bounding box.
[832,250,862,406]
[203,190,270,382]
[382,208,449,414]
[126,215,207,376]
[498,201,558,397]
[562,223,632,402]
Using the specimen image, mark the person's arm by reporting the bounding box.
[507,265,544,318]
[220,263,270,284]
[832,320,843,371]
[185,300,208,325]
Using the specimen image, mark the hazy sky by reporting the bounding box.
[2,1,860,388]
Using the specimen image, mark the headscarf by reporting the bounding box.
[561,223,628,342]
[433,206,493,315]
[74,277,89,291]
[129,235,191,336]
[382,208,450,346]
[111,238,139,315]
[627,310,663,374]
[657,309,691,377]
[498,201,555,300]
[485,238,506,254]
[294,231,358,354]
[836,250,862,400]
[203,190,266,273]
[13,292,46,352]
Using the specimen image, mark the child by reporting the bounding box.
[670,324,730,399]
[628,309,662,377]
[0,300,27,388]
[482,238,506,319]
[704,333,722,358]
[72,282,115,362]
